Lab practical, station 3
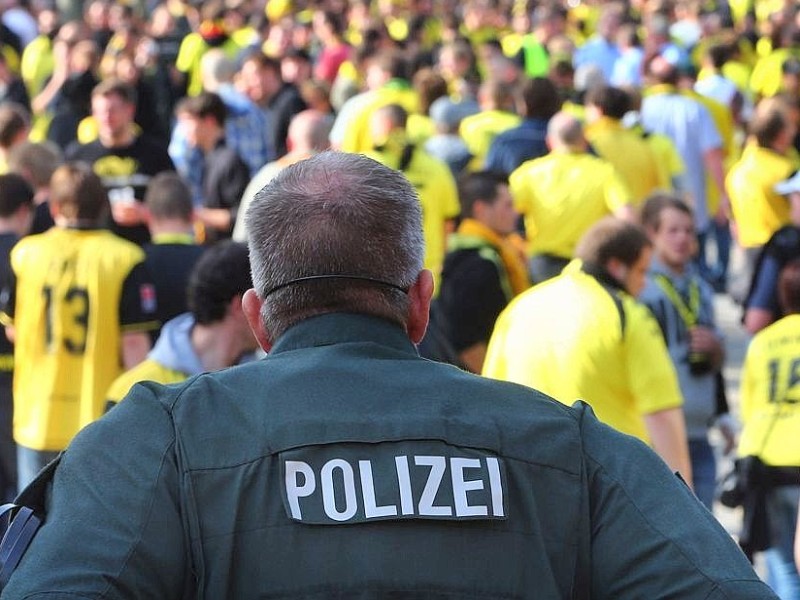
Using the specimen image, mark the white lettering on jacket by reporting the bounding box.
[284,454,506,522]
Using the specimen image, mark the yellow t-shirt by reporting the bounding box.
[364,145,459,283]
[458,109,522,169]
[340,83,419,154]
[20,34,53,97]
[483,264,683,443]
[727,142,798,248]
[750,48,798,99]
[642,130,686,192]
[739,314,800,466]
[10,228,153,451]
[509,150,631,258]
[586,117,661,206]
[106,358,188,408]
[176,33,243,97]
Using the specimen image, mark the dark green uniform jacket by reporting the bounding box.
[5,314,775,599]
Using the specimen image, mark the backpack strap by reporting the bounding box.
[0,454,60,591]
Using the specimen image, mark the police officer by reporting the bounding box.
[2,152,775,598]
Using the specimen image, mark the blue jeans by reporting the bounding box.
[689,438,716,511]
[17,446,60,494]
[764,485,800,599]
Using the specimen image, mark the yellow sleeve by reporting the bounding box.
[626,302,684,415]
[603,164,633,213]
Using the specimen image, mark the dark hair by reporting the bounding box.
[0,173,34,217]
[187,240,251,325]
[241,50,281,74]
[706,43,730,70]
[778,258,800,315]
[641,192,693,231]
[144,172,193,221]
[750,98,791,148]
[575,217,651,269]
[457,171,508,219]
[49,162,109,223]
[585,85,630,120]
[374,103,409,129]
[0,103,30,149]
[92,78,138,106]
[520,77,561,119]
[176,92,228,126]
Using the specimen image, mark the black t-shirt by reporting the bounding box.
[437,248,508,352]
[67,135,175,245]
[144,242,205,341]
[202,142,249,244]
[0,232,18,386]
[30,201,54,235]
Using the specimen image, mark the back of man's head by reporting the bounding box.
[145,172,193,223]
[457,170,508,219]
[201,48,238,90]
[246,151,423,341]
[749,98,792,149]
[0,173,33,218]
[188,240,251,325]
[585,85,630,120]
[547,111,585,150]
[49,162,109,224]
[779,258,800,315]
[520,77,561,120]
[7,141,62,190]
[287,110,333,153]
[575,217,650,269]
[0,103,30,150]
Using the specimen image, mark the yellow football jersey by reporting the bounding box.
[11,228,157,451]
[739,314,800,466]
[484,265,683,443]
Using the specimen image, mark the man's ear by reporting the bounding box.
[407,269,434,345]
[242,288,273,352]
[605,257,628,285]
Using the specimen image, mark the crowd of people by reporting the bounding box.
[0,0,799,595]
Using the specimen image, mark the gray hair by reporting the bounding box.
[246,151,424,340]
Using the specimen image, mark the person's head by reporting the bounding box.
[477,79,516,112]
[243,152,430,350]
[546,111,586,152]
[91,78,137,146]
[532,4,566,42]
[641,193,696,272]
[200,48,238,91]
[286,110,333,154]
[237,51,283,106]
[187,240,253,327]
[49,162,109,225]
[144,172,193,226]
[412,67,448,116]
[7,141,62,191]
[369,103,408,146]
[0,103,30,151]
[0,173,34,235]
[457,171,516,236]
[518,77,561,120]
[176,92,227,151]
[585,85,630,121]
[778,258,800,315]
[749,97,796,153]
[645,54,679,86]
[575,217,652,296]
[366,50,407,90]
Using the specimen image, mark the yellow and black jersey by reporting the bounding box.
[9,227,158,451]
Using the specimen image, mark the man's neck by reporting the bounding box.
[200,132,224,154]
[191,320,244,371]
